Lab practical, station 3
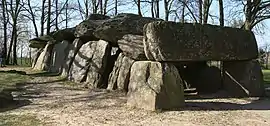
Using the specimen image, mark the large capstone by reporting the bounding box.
[93,13,162,45]
[118,34,146,60]
[107,53,135,91]
[75,14,110,42]
[144,21,258,61]
[87,14,110,20]
[29,35,54,48]
[127,61,185,111]
[52,28,75,42]
[224,60,265,97]
[75,20,104,42]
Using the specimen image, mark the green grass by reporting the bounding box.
[263,70,270,85]
[0,72,32,91]
[0,114,42,126]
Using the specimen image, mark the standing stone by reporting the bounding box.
[33,42,54,71]
[107,53,135,91]
[62,39,84,77]
[50,40,70,73]
[85,40,111,88]
[69,40,110,84]
[127,61,185,111]
[31,48,43,68]
[224,60,265,97]
[144,21,258,61]
[118,34,146,60]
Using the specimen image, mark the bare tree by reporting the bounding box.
[219,0,224,26]
[1,0,8,62]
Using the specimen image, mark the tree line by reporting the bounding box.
[0,0,269,65]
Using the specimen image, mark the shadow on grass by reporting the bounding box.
[0,70,27,75]
[0,100,32,112]
[27,71,60,77]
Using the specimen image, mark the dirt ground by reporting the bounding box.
[1,67,270,126]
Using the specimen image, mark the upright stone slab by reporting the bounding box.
[127,61,185,111]
[107,53,135,91]
[69,40,110,85]
[69,41,95,83]
[118,34,146,60]
[50,40,70,73]
[85,40,111,88]
[144,21,258,61]
[33,42,54,71]
[61,38,84,77]
[31,48,43,68]
[224,60,265,97]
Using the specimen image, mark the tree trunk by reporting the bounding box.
[244,0,252,30]
[41,0,46,36]
[66,2,68,28]
[151,0,154,18]
[103,0,108,15]
[27,0,39,37]
[13,28,18,65]
[164,0,169,21]
[47,0,52,34]
[218,0,224,26]
[55,0,59,30]
[99,0,103,14]
[199,0,203,24]
[181,0,185,23]
[155,0,159,18]
[1,0,8,63]
[115,0,117,15]
[137,0,142,16]
[203,0,211,24]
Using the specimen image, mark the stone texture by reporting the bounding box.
[49,40,70,73]
[69,40,110,87]
[29,35,54,48]
[224,60,265,97]
[31,48,43,68]
[127,61,185,111]
[87,14,110,20]
[33,42,54,71]
[144,21,258,61]
[94,13,162,45]
[75,20,104,42]
[62,39,84,77]
[118,34,146,60]
[107,53,135,91]
[52,28,75,42]
[85,40,111,88]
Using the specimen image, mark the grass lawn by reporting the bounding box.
[0,114,42,126]
[0,71,32,91]
[263,70,270,85]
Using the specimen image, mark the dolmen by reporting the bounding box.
[29,13,264,111]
